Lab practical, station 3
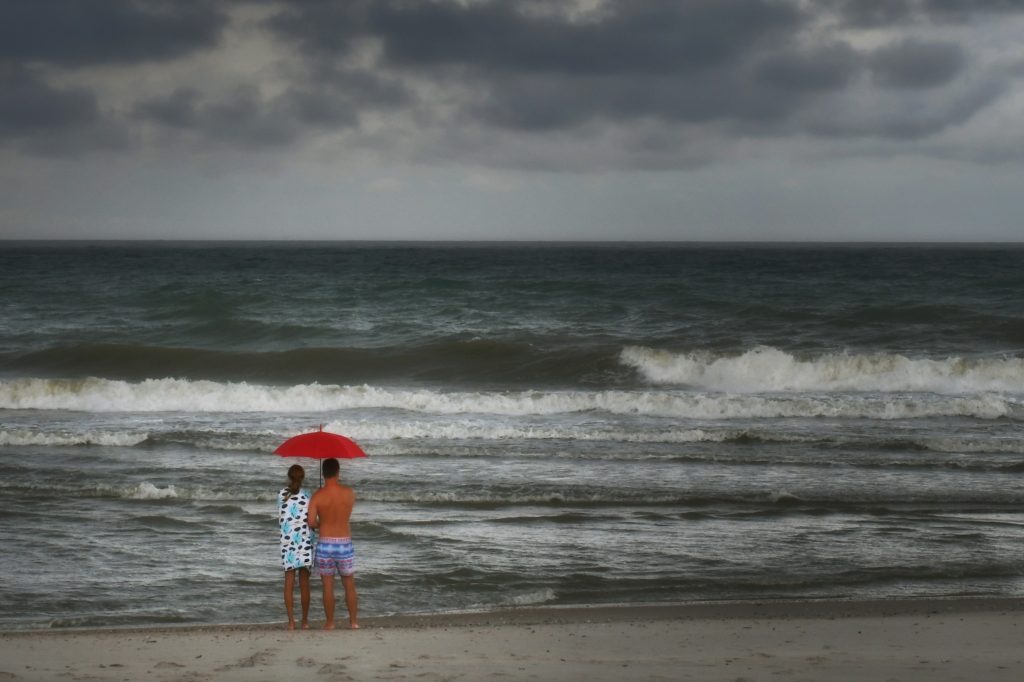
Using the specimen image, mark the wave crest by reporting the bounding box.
[0,429,149,447]
[621,346,1024,393]
[0,376,1017,420]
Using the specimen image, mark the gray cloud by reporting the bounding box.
[135,86,319,148]
[833,0,1024,26]
[753,43,862,93]
[132,66,411,148]
[263,0,998,148]
[0,0,227,66]
[267,0,826,139]
[134,88,201,129]
[268,0,803,76]
[366,0,802,75]
[264,0,367,59]
[0,0,1020,168]
[869,40,967,89]
[922,0,1024,21]
[0,64,98,137]
[469,70,800,133]
[802,73,1007,139]
[833,0,914,27]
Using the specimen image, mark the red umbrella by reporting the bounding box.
[274,425,368,460]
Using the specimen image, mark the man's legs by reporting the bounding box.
[321,574,336,630]
[341,575,359,629]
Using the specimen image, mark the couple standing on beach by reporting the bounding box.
[278,458,359,630]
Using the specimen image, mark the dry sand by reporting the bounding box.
[1,598,1022,681]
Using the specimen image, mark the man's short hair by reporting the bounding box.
[322,457,340,479]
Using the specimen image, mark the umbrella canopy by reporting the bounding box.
[274,425,368,460]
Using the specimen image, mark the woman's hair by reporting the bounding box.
[286,464,305,498]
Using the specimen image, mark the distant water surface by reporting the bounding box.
[1,242,1023,628]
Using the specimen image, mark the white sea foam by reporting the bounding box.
[504,588,557,606]
[621,345,1024,394]
[320,421,735,444]
[128,482,179,500]
[0,375,1018,421]
[92,482,277,502]
[0,429,149,447]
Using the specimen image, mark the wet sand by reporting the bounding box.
[1,598,1022,681]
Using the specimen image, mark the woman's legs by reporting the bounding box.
[298,568,311,629]
[283,569,297,629]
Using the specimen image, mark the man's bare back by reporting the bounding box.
[308,480,354,538]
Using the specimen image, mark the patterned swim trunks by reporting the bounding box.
[316,536,355,577]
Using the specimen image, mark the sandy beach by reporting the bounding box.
[2,598,1022,681]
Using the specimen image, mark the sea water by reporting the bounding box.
[1,242,1022,628]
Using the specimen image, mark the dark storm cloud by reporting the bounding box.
[132,67,410,148]
[135,86,324,148]
[265,0,367,58]
[269,0,803,74]
[833,0,1024,26]
[869,40,967,89]
[268,0,832,134]
[263,0,1001,148]
[0,0,1019,165]
[0,0,228,66]
[0,65,97,137]
[922,0,1024,21]
[469,70,800,132]
[134,88,202,129]
[368,0,801,75]
[303,63,414,110]
[832,0,914,27]
[753,43,861,93]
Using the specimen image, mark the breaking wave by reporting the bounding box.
[0,429,149,447]
[0,376,1019,420]
[56,483,1020,507]
[621,346,1024,394]
[88,482,276,502]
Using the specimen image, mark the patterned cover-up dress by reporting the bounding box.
[278,487,314,571]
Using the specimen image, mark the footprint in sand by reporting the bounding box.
[215,648,278,671]
[317,662,349,676]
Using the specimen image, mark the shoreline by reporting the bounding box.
[4,594,1023,635]
[3,596,1023,681]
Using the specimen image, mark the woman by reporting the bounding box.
[278,464,314,629]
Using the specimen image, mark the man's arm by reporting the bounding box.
[307,492,320,530]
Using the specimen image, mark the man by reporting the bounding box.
[307,457,359,630]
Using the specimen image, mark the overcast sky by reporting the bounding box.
[2,0,1023,241]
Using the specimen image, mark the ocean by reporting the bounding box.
[1,242,1022,629]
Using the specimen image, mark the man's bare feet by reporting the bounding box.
[287,621,296,630]
[323,621,336,630]
[301,621,311,630]
[349,622,360,630]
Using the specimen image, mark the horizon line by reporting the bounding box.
[3,238,1024,247]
